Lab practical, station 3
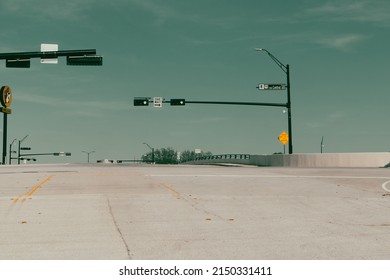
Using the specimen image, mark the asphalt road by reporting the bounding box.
[1,163,389,260]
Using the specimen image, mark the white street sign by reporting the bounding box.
[41,43,58,64]
[153,97,163,108]
[258,83,286,90]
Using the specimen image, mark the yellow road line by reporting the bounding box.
[160,183,181,198]
[12,175,54,203]
[27,175,54,196]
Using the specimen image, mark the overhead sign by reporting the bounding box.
[258,83,286,90]
[1,86,12,107]
[278,131,289,145]
[153,97,163,108]
[41,43,58,64]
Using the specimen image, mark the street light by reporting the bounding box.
[9,138,17,164]
[255,48,293,154]
[18,134,29,165]
[143,142,155,164]
[82,150,96,163]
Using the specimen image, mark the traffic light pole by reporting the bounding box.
[2,113,7,164]
[286,64,293,154]
[255,48,293,154]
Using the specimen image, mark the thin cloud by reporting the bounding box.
[306,1,390,25]
[0,0,97,21]
[316,34,368,51]
[16,91,129,117]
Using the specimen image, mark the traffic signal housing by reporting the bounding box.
[170,99,185,106]
[134,98,150,106]
[67,55,103,66]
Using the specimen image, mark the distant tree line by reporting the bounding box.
[141,147,212,164]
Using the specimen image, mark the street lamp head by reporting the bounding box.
[255,48,269,54]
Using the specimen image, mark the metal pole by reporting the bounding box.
[9,143,12,164]
[2,113,7,164]
[82,151,95,163]
[143,143,155,164]
[286,64,293,154]
[18,140,21,165]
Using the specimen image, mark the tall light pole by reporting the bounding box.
[255,48,293,154]
[143,142,155,164]
[18,134,29,165]
[9,138,16,164]
[82,150,95,163]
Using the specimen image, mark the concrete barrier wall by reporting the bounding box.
[250,153,390,168]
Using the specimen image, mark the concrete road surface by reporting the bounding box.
[1,163,389,259]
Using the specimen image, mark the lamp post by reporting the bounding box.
[82,150,95,163]
[143,142,155,164]
[255,48,293,154]
[9,138,16,164]
[18,134,29,165]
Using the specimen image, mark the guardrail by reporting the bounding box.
[182,154,251,165]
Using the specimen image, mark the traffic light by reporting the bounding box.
[134,98,150,106]
[66,55,103,66]
[170,99,185,106]
[6,59,31,68]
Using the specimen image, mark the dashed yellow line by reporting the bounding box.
[27,175,54,196]
[12,175,54,203]
[160,183,181,198]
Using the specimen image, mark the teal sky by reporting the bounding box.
[0,0,389,163]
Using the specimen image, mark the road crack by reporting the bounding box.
[107,197,132,259]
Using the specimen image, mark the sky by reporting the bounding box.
[0,0,389,164]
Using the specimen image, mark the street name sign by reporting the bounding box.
[153,97,163,108]
[41,44,58,64]
[258,83,286,90]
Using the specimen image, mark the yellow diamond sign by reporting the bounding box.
[278,131,289,145]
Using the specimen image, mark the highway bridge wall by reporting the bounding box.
[186,153,390,168]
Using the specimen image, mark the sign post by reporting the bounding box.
[278,131,289,154]
[1,86,12,164]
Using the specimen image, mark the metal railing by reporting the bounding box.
[182,154,251,163]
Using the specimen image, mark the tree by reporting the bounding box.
[142,147,178,164]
